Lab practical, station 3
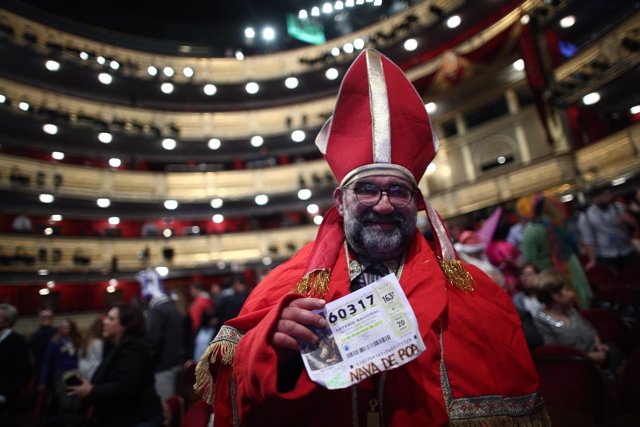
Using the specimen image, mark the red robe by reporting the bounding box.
[201,230,548,426]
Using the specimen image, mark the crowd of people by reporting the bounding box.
[0,273,250,427]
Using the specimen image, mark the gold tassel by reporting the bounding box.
[439,259,475,292]
[449,407,551,426]
[292,270,331,298]
[193,328,242,404]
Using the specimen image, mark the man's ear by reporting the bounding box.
[333,187,345,216]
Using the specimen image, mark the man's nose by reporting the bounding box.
[372,192,395,214]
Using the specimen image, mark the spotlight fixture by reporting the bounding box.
[164,200,178,210]
[45,60,60,71]
[245,27,255,38]
[160,82,174,94]
[163,66,174,77]
[183,67,194,77]
[43,123,58,135]
[250,135,264,147]
[147,65,158,76]
[208,138,221,150]
[162,138,177,150]
[582,92,600,106]
[98,73,113,85]
[52,151,64,160]
[203,84,217,96]
[39,194,54,203]
[98,132,113,143]
[404,39,418,51]
[210,198,224,208]
[285,77,299,89]
[97,198,111,208]
[425,102,437,114]
[291,130,306,142]
[446,15,461,29]
[325,68,339,80]
[512,59,525,71]
[212,214,224,223]
[245,82,259,94]
[255,194,269,205]
[108,216,120,225]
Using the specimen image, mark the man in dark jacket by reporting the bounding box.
[0,304,33,427]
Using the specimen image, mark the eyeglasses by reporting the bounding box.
[344,183,416,207]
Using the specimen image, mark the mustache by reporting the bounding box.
[357,211,405,225]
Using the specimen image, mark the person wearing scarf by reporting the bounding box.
[196,49,550,427]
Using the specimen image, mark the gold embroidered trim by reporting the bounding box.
[292,270,331,298]
[448,409,551,427]
[438,259,474,292]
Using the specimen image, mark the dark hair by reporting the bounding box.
[534,270,566,306]
[112,302,145,337]
[519,263,540,275]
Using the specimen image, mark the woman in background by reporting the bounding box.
[78,317,104,382]
[68,303,163,427]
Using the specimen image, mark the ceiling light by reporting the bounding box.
[559,15,575,28]
[404,39,418,51]
[47,281,55,289]
[18,101,29,111]
[164,200,178,210]
[208,138,221,150]
[299,10,308,20]
[331,47,340,56]
[108,216,120,225]
[520,15,530,25]
[43,123,58,135]
[216,261,226,269]
[314,215,323,225]
[263,257,273,266]
[356,0,364,4]
[560,194,574,203]
[161,82,174,94]
[110,60,120,70]
[212,214,224,223]
[582,92,600,105]
[51,214,62,221]
[245,27,255,38]
[235,50,245,61]
[353,38,365,50]
[373,0,382,5]
[285,77,299,89]
[346,0,355,6]
[631,105,640,115]
[343,42,354,54]
[325,68,339,80]
[79,51,89,60]
[611,177,627,186]
[183,66,194,77]
[425,102,437,114]
[106,285,116,293]
[446,15,461,29]
[245,82,259,94]
[109,158,121,167]
[162,138,177,150]
[426,163,437,174]
[147,65,158,76]
[163,66,174,77]
[210,198,224,209]
[262,27,275,41]
[155,266,169,277]
[39,194,54,203]
[52,151,64,160]
[44,227,53,235]
[291,130,306,142]
[311,6,320,16]
[255,194,269,205]
[97,56,106,65]
[497,156,506,164]
[512,59,525,71]
[298,188,312,200]
[335,1,345,10]
[250,135,264,147]
[322,3,333,14]
[0,94,5,103]
[39,288,50,296]
[203,83,217,95]
[98,132,112,143]
[38,269,49,276]
[307,204,319,214]
[98,73,113,85]
[97,198,111,208]
[45,60,60,71]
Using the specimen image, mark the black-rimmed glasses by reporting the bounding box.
[343,183,416,207]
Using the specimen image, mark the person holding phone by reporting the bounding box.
[67,303,163,427]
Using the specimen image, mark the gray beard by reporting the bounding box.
[343,205,416,263]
